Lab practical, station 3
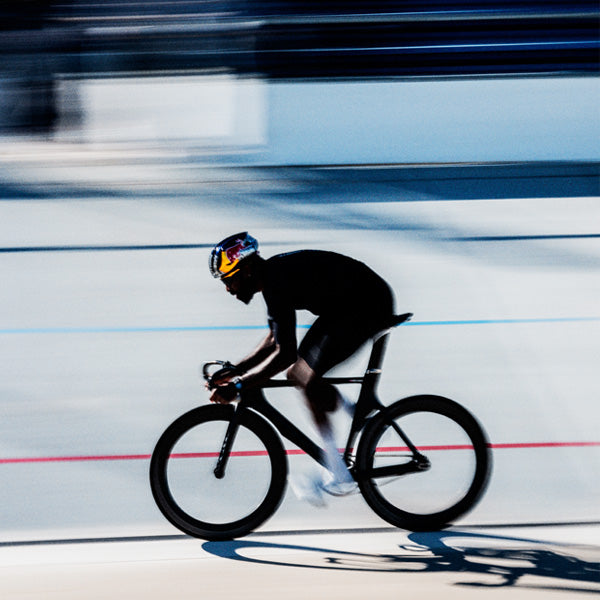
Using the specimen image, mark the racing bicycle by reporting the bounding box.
[150,313,491,540]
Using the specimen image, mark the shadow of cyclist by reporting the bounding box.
[202,528,599,593]
[405,530,600,592]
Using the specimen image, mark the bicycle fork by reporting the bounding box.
[213,404,244,479]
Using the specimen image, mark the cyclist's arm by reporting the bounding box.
[237,342,297,389]
[235,330,277,373]
[210,338,296,404]
[210,309,296,403]
[237,311,298,388]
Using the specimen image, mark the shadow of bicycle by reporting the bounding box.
[202,529,600,594]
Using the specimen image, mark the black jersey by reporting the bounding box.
[262,250,394,352]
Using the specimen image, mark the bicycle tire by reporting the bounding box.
[356,395,491,532]
[150,404,287,540]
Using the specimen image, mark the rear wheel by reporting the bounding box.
[356,395,491,531]
[150,405,287,540]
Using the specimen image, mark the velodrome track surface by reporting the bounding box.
[0,147,598,597]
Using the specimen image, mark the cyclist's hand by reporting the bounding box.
[209,382,239,404]
[205,363,240,390]
[206,372,233,389]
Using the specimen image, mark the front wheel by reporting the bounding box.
[356,395,491,532]
[150,404,287,540]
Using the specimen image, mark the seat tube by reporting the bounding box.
[343,332,390,465]
[360,331,390,398]
[348,331,390,441]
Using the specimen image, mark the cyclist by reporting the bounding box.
[208,232,395,501]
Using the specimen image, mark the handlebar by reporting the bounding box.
[202,360,232,381]
[202,360,238,390]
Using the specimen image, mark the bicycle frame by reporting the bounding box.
[213,315,429,481]
[213,378,361,478]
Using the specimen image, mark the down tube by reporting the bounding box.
[251,397,326,467]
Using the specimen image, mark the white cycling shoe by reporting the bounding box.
[321,474,358,497]
[290,469,357,506]
[289,472,327,507]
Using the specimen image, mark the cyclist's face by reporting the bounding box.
[223,269,255,304]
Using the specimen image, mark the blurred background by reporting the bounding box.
[0,0,599,555]
[0,1,598,160]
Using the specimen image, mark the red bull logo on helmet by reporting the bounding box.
[209,232,258,279]
[225,240,244,263]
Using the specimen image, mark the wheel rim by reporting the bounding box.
[165,419,276,526]
[358,398,490,528]
[370,411,479,514]
[151,409,287,537]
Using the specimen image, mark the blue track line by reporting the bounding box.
[0,317,598,336]
[405,317,600,326]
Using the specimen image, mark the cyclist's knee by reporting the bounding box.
[286,359,313,387]
[286,364,300,386]
[306,379,338,414]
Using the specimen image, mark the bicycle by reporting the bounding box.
[150,313,491,540]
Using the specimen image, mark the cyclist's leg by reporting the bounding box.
[288,365,339,425]
[289,319,360,424]
[288,318,375,489]
[294,290,395,440]
[294,317,368,409]
[286,356,355,500]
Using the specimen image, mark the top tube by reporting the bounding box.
[261,376,364,389]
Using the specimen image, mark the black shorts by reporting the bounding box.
[298,314,388,376]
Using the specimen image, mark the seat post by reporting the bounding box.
[362,314,411,384]
[365,329,391,381]
[356,329,391,410]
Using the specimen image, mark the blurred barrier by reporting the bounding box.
[33,73,600,163]
[71,74,265,145]
[256,76,600,164]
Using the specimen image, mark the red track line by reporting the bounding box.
[0,454,152,464]
[170,449,308,459]
[0,441,598,465]
[489,441,600,449]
